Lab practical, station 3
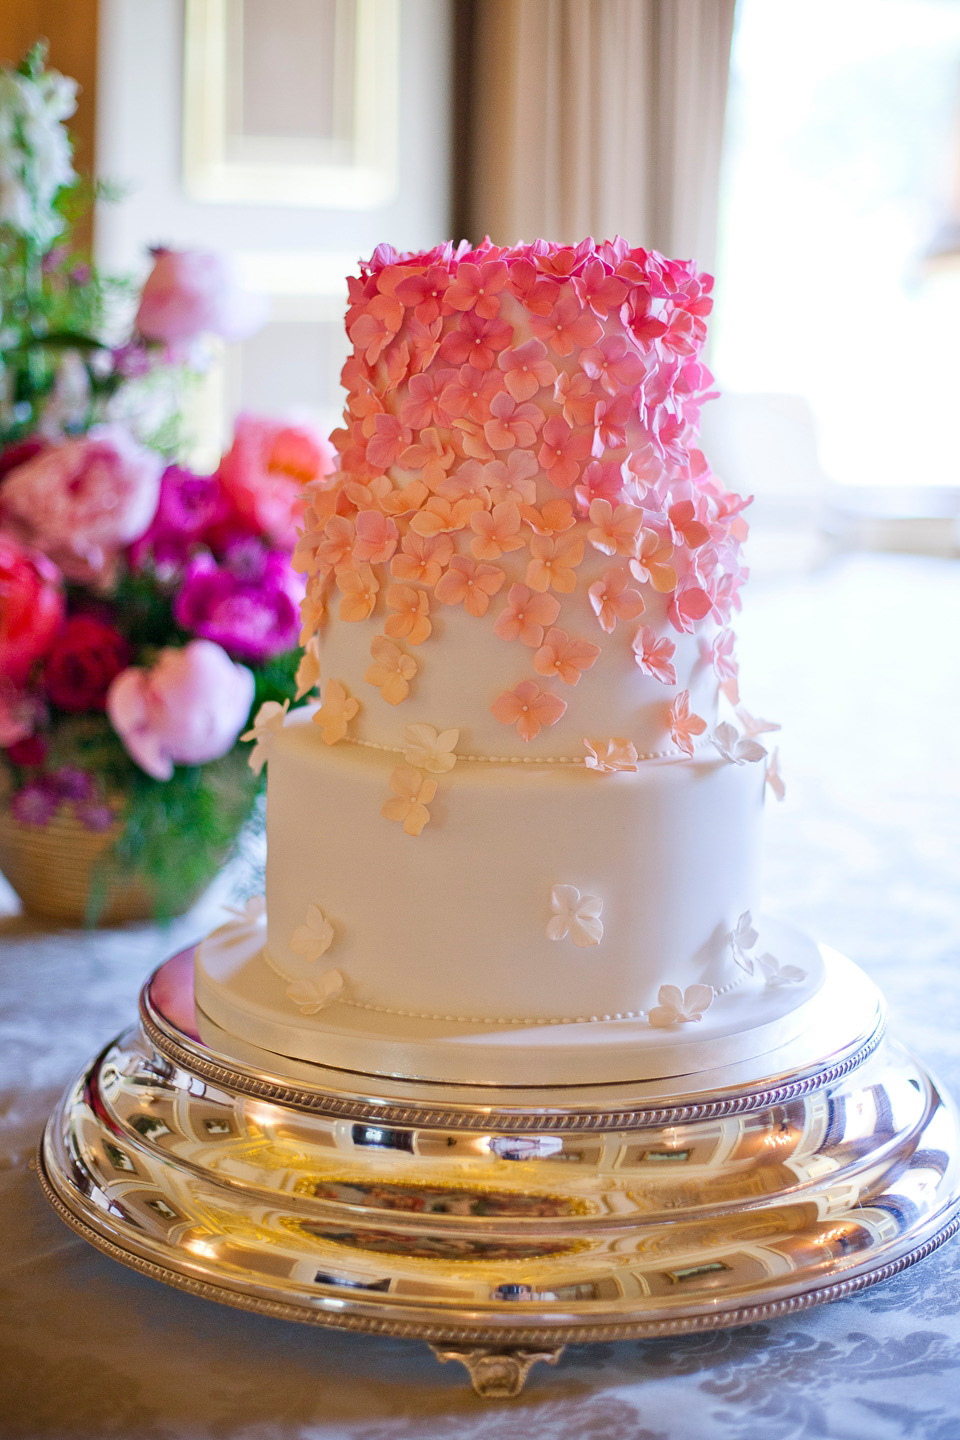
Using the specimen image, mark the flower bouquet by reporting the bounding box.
[0,45,333,923]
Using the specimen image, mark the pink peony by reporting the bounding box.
[0,427,162,583]
[135,248,266,347]
[219,414,337,550]
[106,640,254,781]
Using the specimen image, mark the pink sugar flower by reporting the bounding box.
[587,498,645,557]
[592,392,634,454]
[668,583,713,634]
[366,413,412,472]
[519,498,576,535]
[498,338,557,401]
[436,459,493,506]
[554,370,598,428]
[392,265,451,324]
[712,628,739,702]
[574,459,623,514]
[337,563,379,621]
[490,679,567,742]
[668,690,707,756]
[348,293,404,365]
[629,529,678,594]
[390,531,454,587]
[538,415,592,490]
[365,635,418,705]
[439,365,504,424]
[526,531,584,594]
[632,626,677,685]
[470,501,524,560]
[483,391,544,451]
[434,554,505,617]
[352,509,399,565]
[485,450,539,506]
[444,260,510,318]
[106,640,254,781]
[399,427,456,490]
[409,495,484,538]
[385,583,431,645]
[405,314,444,371]
[580,335,646,396]
[533,627,600,687]
[530,292,602,356]
[450,416,495,463]
[669,499,712,550]
[583,738,639,773]
[572,257,629,318]
[493,584,561,647]
[437,311,513,370]
[400,371,450,430]
[588,568,645,634]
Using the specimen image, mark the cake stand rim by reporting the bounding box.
[140,947,887,1130]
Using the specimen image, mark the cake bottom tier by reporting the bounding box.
[256,716,767,1026]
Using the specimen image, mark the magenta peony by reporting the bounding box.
[135,248,266,347]
[219,414,337,550]
[173,542,301,662]
[128,464,230,573]
[106,640,254,781]
[0,426,163,583]
[0,532,65,685]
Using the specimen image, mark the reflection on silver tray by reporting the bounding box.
[39,948,960,1398]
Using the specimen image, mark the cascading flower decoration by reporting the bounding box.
[0,44,334,921]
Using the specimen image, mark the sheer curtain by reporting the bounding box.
[467,0,735,270]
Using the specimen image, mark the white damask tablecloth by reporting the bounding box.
[2,552,959,1440]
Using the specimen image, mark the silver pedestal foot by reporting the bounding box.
[429,1344,564,1397]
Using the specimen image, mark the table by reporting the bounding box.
[2,553,959,1440]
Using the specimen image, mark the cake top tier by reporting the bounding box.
[295,238,749,762]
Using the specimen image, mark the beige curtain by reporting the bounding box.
[469,0,736,271]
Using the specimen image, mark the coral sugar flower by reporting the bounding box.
[538,415,592,490]
[434,555,505,617]
[493,584,561,647]
[668,689,707,756]
[491,679,567,741]
[525,531,584,594]
[533,628,601,686]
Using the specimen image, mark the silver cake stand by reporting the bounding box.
[39,944,960,1399]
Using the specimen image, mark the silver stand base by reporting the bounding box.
[39,947,960,1398]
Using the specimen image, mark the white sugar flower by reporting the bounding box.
[290,903,334,962]
[757,952,805,987]
[731,911,759,974]
[712,722,768,766]
[294,637,321,700]
[287,969,344,1014]
[547,885,604,947]
[241,699,289,775]
[648,983,715,1027]
[402,723,460,774]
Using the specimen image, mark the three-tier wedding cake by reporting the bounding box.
[195,237,822,1087]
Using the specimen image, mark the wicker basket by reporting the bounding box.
[0,804,215,926]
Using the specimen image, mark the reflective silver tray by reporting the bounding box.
[39,947,960,1398]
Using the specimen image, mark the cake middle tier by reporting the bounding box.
[262,715,765,1026]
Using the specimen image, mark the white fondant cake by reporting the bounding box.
[196,237,813,1086]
